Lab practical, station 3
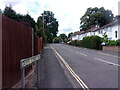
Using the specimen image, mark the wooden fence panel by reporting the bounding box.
[2,15,33,88]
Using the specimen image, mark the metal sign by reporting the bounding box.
[20,54,41,69]
[20,54,41,88]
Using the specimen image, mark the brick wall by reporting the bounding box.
[103,46,120,53]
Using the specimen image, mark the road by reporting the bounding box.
[50,44,119,89]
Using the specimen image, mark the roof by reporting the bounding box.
[71,18,119,37]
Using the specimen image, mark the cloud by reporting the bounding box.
[0,0,119,35]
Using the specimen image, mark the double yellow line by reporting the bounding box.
[51,45,89,90]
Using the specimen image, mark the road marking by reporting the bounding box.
[94,58,120,67]
[97,52,119,58]
[75,52,87,56]
[58,46,87,57]
[51,45,89,90]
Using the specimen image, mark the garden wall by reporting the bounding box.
[102,46,120,53]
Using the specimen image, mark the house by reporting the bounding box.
[71,17,120,41]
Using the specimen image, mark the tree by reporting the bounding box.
[80,7,114,31]
[3,5,17,20]
[59,33,67,41]
[68,32,73,38]
[3,5,36,29]
[36,11,59,43]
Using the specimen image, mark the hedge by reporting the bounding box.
[70,35,102,50]
[107,39,120,46]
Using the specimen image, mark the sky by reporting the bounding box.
[0,0,119,35]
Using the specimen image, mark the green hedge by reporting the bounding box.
[53,37,61,43]
[107,39,120,46]
[70,35,102,50]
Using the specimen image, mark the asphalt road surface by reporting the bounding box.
[38,44,74,88]
[38,44,119,89]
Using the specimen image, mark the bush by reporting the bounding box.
[70,35,102,50]
[71,40,77,46]
[116,39,120,46]
[83,36,91,48]
[91,36,102,50]
[76,40,83,47]
[107,39,120,46]
[53,37,61,43]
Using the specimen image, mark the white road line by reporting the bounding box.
[76,52,87,56]
[97,52,119,58]
[59,46,87,57]
[94,58,120,67]
[51,45,89,90]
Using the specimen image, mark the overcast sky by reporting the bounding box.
[0,0,119,35]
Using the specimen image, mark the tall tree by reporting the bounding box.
[36,11,59,43]
[3,5,17,20]
[80,7,114,31]
[3,5,36,29]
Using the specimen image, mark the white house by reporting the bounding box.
[71,17,120,41]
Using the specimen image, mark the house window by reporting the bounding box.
[98,30,100,34]
[98,30,103,34]
[115,31,117,38]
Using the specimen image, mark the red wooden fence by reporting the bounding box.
[0,14,42,89]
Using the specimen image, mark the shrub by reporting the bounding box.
[76,40,83,47]
[90,36,102,49]
[71,40,77,46]
[116,39,120,46]
[70,35,102,50]
[53,37,61,43]
[83,36,91,48]
[107,39,120,46]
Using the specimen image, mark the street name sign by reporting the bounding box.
[20,54,41,69]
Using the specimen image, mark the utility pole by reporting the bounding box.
[42,13,45,34]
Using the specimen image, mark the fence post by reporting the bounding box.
[0,14,2,90]
[21,68,25,88]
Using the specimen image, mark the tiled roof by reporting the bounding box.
[71,18,119,37]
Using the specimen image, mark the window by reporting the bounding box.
[101,30,103,34]
[98,30,100,34]
[109,27,112,32]
[115,31,117,38]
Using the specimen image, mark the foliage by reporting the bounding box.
[3,5,36,29]
[80,7,114,31]
[53,37,61,43]
[90,35,102,49]
[83,36,91,48]
[68,32,73,38]
[76,40,83,47]
[107,39,120,46]
[36,11,59,43]
[59,33,67,41]
[70,35,103,50]
[64,39,68,43]
[102,32,108,44]
[70,40,77,46]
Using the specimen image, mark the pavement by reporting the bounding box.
[37,45,73,88]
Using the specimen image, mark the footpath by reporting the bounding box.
[37,44,73,88]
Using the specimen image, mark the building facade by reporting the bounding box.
[71,19,119,41]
